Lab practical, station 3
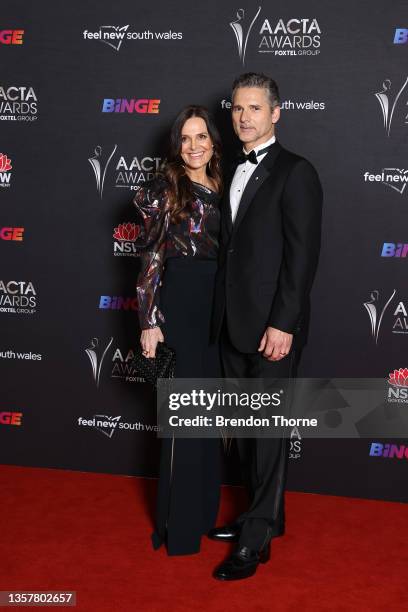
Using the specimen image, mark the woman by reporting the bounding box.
[133,106,223,555]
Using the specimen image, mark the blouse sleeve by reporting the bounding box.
[132,180,169,330]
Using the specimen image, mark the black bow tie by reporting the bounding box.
[236,142,276,165]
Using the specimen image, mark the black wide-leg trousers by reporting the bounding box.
[220,319,301,551]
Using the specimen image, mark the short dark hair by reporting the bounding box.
[232,72,280,109]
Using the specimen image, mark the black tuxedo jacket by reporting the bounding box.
[211,140,323,353]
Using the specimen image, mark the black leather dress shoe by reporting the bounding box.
[207,523,240,542]
[213,543,271,581]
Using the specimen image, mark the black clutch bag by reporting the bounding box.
[130,342,176,386]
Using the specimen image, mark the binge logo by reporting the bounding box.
[102,99,160,114]
[394,29,408,44]
[369,442,408,459]
[0,30,24,44]
[99,296,138,311]
[0,227,24,241]
[0,411,23,426]
[381,243,408,257]
[0,153,12,187]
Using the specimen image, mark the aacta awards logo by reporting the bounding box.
[363,289,396,343]
[0,86,38,122]
[363,289,408,342]
[387,367,408,403]
[0,153,12,188]
[289,426,302,460]
[88,145,117,198]
[82,25,182,52]
[85,337,145,387]
[88,145,162,197]
[229,7,321,64]
[113,222,141,257]
[0,281,37,315]
[375,77,408,137]
[115,155,162,190]
[85,337,113,387]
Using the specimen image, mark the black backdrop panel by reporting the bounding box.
[1,1,408,502]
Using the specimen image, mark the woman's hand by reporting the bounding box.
[140,327,164,358]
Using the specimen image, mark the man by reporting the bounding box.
[209,73,323,580]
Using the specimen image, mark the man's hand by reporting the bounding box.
[258,326,293,361]
[140,327,164,358]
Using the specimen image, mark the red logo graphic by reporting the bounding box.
[0,411,23,425]
[389,368,408,387]
[113,222,140,242]
[0,30,24,45]
[0,153,12,172]
[0,227,24,241]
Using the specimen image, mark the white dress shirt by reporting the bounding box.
[229,135,276,223]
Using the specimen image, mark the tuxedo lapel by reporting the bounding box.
[232,142,282,233]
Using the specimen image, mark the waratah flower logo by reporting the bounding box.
[389,368,408,387]
[0,153,12,172]
[113,222,140,242]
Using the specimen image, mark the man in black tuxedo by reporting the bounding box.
[209,73,323,580]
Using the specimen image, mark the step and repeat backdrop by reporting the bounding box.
[1,1,407,502]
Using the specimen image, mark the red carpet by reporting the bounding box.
[0,465,406,611]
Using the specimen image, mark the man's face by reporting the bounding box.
[231,86,280,151]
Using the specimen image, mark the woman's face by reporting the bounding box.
[180,117,214,172]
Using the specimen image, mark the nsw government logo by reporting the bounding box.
[0,153,12,187]
[229,7,321,64]
[387,368,408,403]
[113,223,141,257]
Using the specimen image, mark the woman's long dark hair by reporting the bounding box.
[160,105,223,223]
